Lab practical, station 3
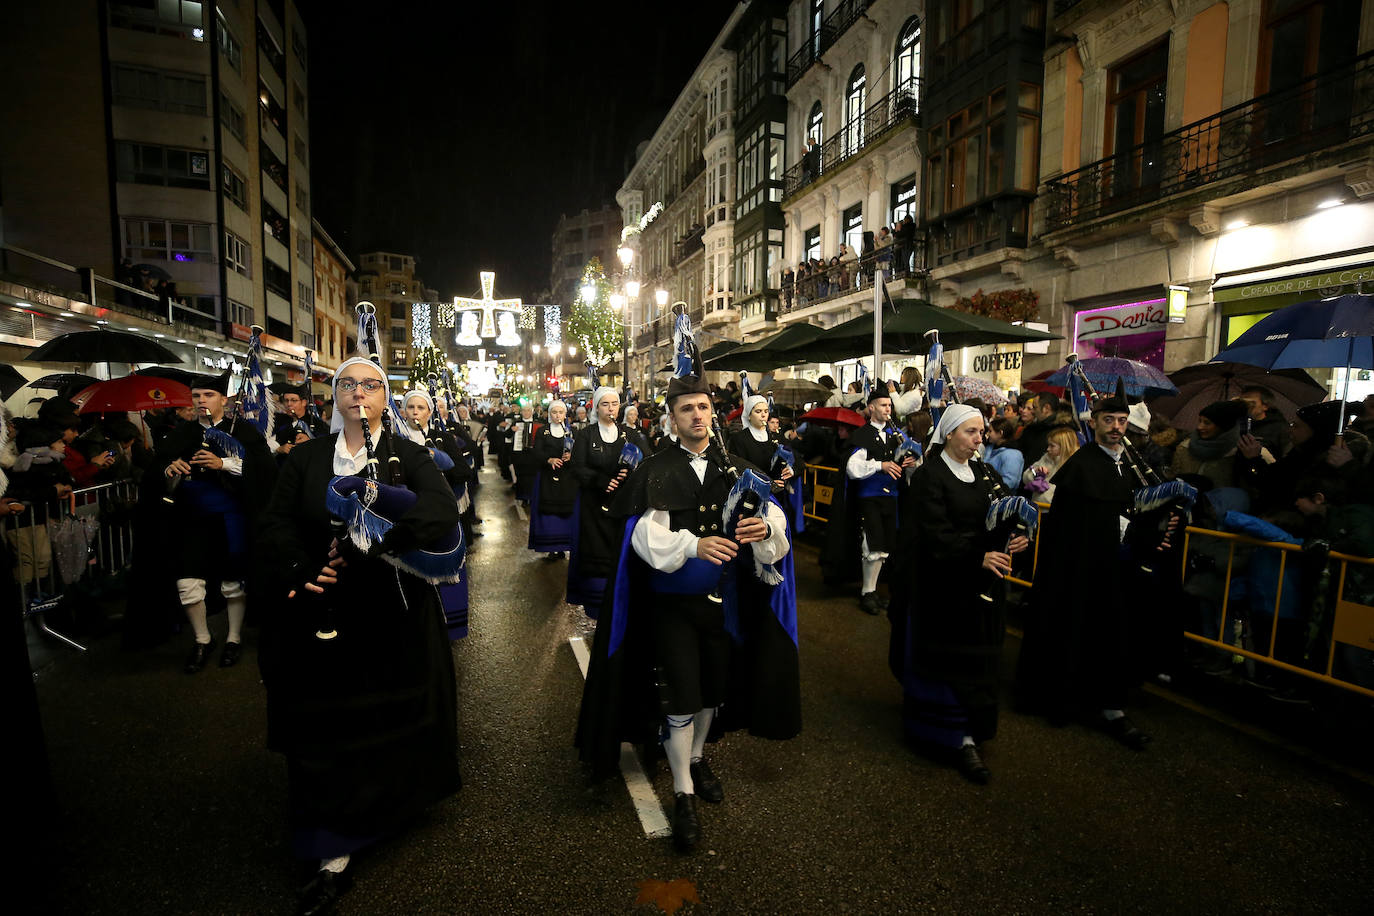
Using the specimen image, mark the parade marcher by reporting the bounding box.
[889,404,1028,784]
[256,355,462,914]
[566,387,635,617]
[839,382,917,614]
[574,369,800,853]
[509,404,539,505]
[156,371,275,673]
[1017,384,1166,750]
[270,382,329,458]
[728,394,804,535]
[528,400,577,559]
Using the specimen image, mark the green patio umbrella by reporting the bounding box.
[702,323,826,371]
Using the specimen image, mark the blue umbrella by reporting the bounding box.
[1046,356,1177,398]
[1213,292,1374,431]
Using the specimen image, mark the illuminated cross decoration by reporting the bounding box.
[465,348,499,394]
[454,271,522,346]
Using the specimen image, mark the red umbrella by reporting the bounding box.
[726,405,743,423]
[73,375,192,413]
[798,406,866,429]
[1022,369,1065,396]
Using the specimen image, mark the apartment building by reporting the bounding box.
[312,217,355,372]
[356,250,429,384]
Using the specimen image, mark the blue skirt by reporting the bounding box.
[901,673,998,749]
[527,474,575,553]
[439,567,468,640]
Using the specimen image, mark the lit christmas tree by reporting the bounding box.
[566,257,623,369]
[406,343,449,391]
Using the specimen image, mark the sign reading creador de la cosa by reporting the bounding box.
[1213,263,1374,307]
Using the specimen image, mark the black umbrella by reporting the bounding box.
[132,263,174,282]
[30,372,100,396]
[0,364,27,401]
[1147,363,1326,430]
[28,330,182,365]
[134,366,200,387]
[704,324,825,371]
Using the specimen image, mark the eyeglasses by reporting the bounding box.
[337,378,385,393]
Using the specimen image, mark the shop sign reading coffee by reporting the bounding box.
[971,350,1021,374]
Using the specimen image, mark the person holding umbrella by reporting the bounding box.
[1239,386,1292,458]
[155,371,275,672]
[1236,400,1369,515]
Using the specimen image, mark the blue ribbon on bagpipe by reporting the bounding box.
[769,443,806,535]
[1066,370,1093,444]
[618,440,643,471]
[926,337,945,429]
[672,310,695,376]
[986,495,1039,540]
[892,428,922,464]
[606,467,796,657]
[427,446,455,470]
[202,425,245,461]
[239,328,271,434]
[1133,479,1197,516]
[325,475,466,584]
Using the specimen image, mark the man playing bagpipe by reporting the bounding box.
[728,392,804,536]
[156,370,276,673]
[1016,379,1190,751]
[255,354,464,914]
[269,380,328,459]
[574,324,801,855]
[833,380,918,615]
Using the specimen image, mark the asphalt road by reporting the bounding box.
[24,462,1374,914]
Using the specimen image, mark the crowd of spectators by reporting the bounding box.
[780,216,919,312]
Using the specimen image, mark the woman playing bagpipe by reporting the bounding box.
[566,379,641,618]
[255,352,464,914]
[403,382,474,640]
[888,403,1031,785]
[727,391,805,536]
[155,368,276,673]
[528,399,577,559]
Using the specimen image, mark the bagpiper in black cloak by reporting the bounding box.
[155,370,276,672]
[889,404,1028,784]
[528,399,577,557]
[1016,384,1157,751]
[574,372,800,854]
[566,387,634,617]
[256,356,462,913]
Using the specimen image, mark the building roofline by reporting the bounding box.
[311,217,357,273]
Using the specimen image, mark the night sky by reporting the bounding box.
[300,0,740,303]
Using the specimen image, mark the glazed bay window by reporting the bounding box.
[124,218,213,262]
[227,298,252,327]
[223,230,251,276]
[116,142,211,189]
[222,161,248,210]
[112,64,206,114]
[216,11,242,73]
[220,92,246,143]
[803,225,821,262]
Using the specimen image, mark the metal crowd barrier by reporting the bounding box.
[3,478,138,651]
[798,465,1373,698]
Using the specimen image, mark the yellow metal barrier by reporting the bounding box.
[802,463,839,523]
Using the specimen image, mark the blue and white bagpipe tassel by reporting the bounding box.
[986,495,1039,542]
[739,370,754,399]
[238,326,271,435]
[563,434,575,454]
[769,443,794,480]
[202,425,245,461]
[618,440,643,471]
[925,334,945,430]
[1133,479,1197,517]
[893,428,923,464]
[857,362,871,401]
[325,474,466,584]
[585,359,601,392]
[301,349,320,436]
[722,468,784,587]
[1066,370,1093,445]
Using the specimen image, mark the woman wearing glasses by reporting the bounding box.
[256,356,463,915]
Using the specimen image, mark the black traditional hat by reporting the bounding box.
[867,380,891,404]
[1092,377,1130,414]
[268,380,308,398]
[189,370,231,395]
[666,373,711,406]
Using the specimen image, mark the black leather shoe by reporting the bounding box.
[690,759,724,804]
[297,869,351,916]
[957,744,991,784]
[183,637,216,674]
[859,592,881,615]
[218,640,242,668]
[877,593,890,610]
[672,792,700,852]
[1105,715,1152,751]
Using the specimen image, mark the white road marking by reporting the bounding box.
[568,636,672,838]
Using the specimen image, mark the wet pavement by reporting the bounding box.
[25,462,1374,914]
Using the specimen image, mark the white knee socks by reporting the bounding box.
[861,559,882,594]
[226,595,246,644]
[184,600,210,643]
[690,707,714,762]
[665,714,694,795]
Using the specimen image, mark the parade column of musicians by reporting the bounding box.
[575,369,801,853]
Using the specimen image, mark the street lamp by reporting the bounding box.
[617,246,635,270]
[655,288,670,308]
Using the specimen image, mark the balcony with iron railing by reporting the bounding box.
[779,241,928,318]
[670,226,706,268]
[786,0,875,89]
[1043,52,1374,234]
[782,77,921,200]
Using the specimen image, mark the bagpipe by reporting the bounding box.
[924,330,1038,599]
[162,406,245,504]
[1062,354,1196,573]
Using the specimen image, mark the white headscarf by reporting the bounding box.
[399,389,434,445]
[329,357,388,435]
[592,387,618,411]
[931,403,981,445]
[743,394,768,427]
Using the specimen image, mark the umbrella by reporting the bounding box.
[72,376,192,413]
[704,324,826,371]
[29,372,100,393]
[951,376,1007,405]
[760,377,831,405]
[135,366,200,387]
[798,406,866,429]
[0,365,25,400]
[1146,364,1325,430]
[780,301,1060,363]
[1045,357,1177,398]
[1022,369,1065,396]
[1213,292,1374,430]
[28,330,182,365]
[700,339,742,361]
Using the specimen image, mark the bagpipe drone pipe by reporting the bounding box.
[162,408,246,504]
